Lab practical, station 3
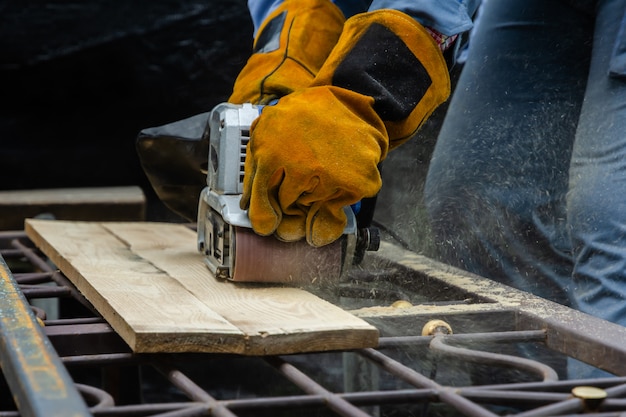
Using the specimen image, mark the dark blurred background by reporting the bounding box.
[0,0,252,216]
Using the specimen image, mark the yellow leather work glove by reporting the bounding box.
[229,0,345,105]
[240,10,451,246]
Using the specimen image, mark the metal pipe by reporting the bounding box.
[13,272,55,285]
[90,403,197,417]
[266,356,372,417]
[377,330,547,349]
[45,317,106,326]
[77,383,115,409]
[11,239,97,314]
[146,404,209,417]
[429,334,559,382]
[153,363,237,417]
[19,284,72,298]
[358,347,501,417]
[0,254,91,417]
[62,352,136,366]
[6,224,626,416]
[0,249,28,258]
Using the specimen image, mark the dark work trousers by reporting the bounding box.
[425,0,626,328]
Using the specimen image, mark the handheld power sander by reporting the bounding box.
[196,103,380,283]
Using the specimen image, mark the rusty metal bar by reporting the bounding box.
[267,355,374,417]
[224,390,432,411]
[11,238,97,314]
[514,397,586,417]
[147,404,209,417]
[429,334,559,381]
[62,352,136,366]
[0,231,28,241]
[153,363,237,417]
[44,322,131,357]
[14,272,56,285]
[5,226,626,416]
[357,347,501,417]
[71,382,626,417]
[90,403,197,417]
[512,382,626,417]
[377,330,548,348]
[0,254,91,417]
[19,284,72,298]
[76,384,115,409]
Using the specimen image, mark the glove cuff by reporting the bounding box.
[312,9,451,147]
[229,0,345,104]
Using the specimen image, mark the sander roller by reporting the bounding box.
[197,103,379,283]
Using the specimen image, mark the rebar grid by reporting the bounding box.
[2,230,626,417]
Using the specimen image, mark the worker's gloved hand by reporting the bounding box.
[229,0,345,105]
[240,10,451,246]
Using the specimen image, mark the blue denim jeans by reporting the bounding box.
[425,0,626,326]
[247,0,478,36]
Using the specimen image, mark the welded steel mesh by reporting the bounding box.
[2,229,626,417]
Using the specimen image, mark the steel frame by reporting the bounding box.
[2,230,626,416]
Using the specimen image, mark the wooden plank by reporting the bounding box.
[0,186,146,230]
[25,219,244,353]
[25,219,379,355]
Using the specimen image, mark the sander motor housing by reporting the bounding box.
[197,103,375,283]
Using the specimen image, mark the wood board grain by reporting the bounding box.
[25,219,378,354]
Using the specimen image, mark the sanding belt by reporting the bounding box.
[232,227,343,284]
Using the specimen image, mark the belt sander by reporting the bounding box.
[197,103,379,283]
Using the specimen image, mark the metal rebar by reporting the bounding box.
[154,363,238,417]
[222,388,438,411]
[147,404,209,417]
[513,397,585,417]
[266,356,373,417]
[13,272,55,285]
[429,334,559,382]
[45,317,106,326]
[6,225,626,417]
[91,402,202,417]
[11,238,97,314]
[0,249,29,258]
[358,347,501,417]
[62,352,136,366]
[0,254,91,417]
[377,330,547,349]
[77,383,115,409]
[19,284,72,298]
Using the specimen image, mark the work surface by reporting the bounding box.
[25,219,379,355]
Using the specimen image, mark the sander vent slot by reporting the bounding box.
[239,129,250,186]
